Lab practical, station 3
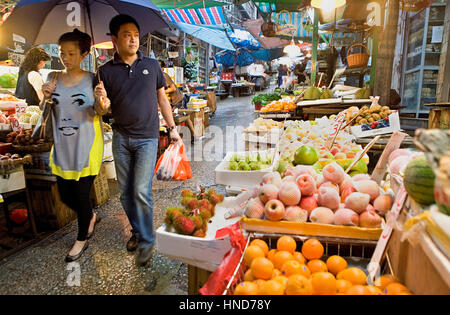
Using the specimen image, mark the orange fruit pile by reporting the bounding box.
[234,236,412,295]
[260,101,296,113]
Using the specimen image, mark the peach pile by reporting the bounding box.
[245,163,393,228]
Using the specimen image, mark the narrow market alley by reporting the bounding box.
[0,93,258,295]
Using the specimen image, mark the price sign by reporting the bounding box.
[10,117,22,132]
[15,102,27,119]
[367,185,408,282]
[330,111,346,137]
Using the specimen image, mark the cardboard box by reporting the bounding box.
[0,165,26,193]
[156,197,242,272]
[351,111,401,138]
[193,109,205,138]
[214,149,278,190]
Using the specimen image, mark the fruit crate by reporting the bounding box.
[222,232,380,295]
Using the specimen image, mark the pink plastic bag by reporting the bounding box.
[199,222,247,295]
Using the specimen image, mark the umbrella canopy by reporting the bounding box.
[215,48,255,68]
[0,0,168,47]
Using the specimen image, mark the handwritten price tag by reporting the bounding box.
[10,117,22,132]
[15,102,27,119]
[367,185,407,282]
[330,111,346,137]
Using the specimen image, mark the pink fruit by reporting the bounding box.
[323,162,346,185]
[373,194,393,216]
[317,187,340,211]
[245,198,265,219]
[296,174,317,196]
[344,192,371,214]
[389,156,412,176]
[339,173,353,191]
[299,196,318,216]
[264,199,285,221]
[330,148,339,155]
[284,206,308,222]
[359,210,382,228]
[352,174,372,182]
[258,184,279,204]
[334,208,359,226]
[310,207,335,225]
[285,165,317,181]
[262,172,282,188]
[282,175,296,183]
[388,149,411,165]
[316,174,325,188]
[320,181,340,194]
[278,182,301,206]
[354,180,380,201]
[341,186,357,203]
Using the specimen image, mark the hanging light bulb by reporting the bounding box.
[283,40,301,58]
[311,0,346,10]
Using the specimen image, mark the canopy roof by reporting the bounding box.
[153,0,226,9]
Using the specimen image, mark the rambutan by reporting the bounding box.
[181,196,195,207]
[193,229,206,238]
[174,216,195,235]
[199,208,211,221]
[187,199,200,210]
[181,189,195,198]
[191,215,203,230]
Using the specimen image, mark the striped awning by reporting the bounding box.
[161,6,227,25]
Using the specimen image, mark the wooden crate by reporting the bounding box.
[387,213,450,295]
[426,103,450,129]
[90,164,110,208]
[188,265,212,295]
[27,179,76,230]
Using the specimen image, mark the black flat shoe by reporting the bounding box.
[65,242,89,263]
[86,214,101,239]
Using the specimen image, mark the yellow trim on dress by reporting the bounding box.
[50,115,104,181]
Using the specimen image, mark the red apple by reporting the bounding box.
[359,210,382,228]
[264,199,285,221]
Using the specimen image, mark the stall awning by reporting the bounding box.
[153,0,226,9]
[255,0,307,13]
[161,6,227,25]
[173,22,235,51]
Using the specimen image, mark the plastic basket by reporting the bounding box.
[223,233,380,295]
[347,43,370,68]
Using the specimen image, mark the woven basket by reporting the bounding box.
[261,14,277,37]
[347,43,370,68]
[12,142,53,153]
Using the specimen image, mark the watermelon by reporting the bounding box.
[403,157,436,206]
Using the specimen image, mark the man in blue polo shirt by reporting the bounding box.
[94,14,182,266]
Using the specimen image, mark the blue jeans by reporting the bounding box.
[112,131,158,249]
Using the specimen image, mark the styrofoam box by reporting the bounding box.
[351,111,401,138]
[214,149,278,189]
[0,100,26,111]
[156,197,243,272]
[0,165,26,193]
[243,129,282,145]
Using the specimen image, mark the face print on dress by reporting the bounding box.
[52,92,90,137]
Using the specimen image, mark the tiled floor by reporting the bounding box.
[0,93,258,294]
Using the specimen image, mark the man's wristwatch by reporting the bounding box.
[167,126,176,132]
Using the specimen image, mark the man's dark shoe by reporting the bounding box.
[126,234,139,252]
[136,246,154,266]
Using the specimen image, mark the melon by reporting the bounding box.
[403,157,436,206]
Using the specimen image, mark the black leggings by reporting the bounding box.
[57,176,96,242]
